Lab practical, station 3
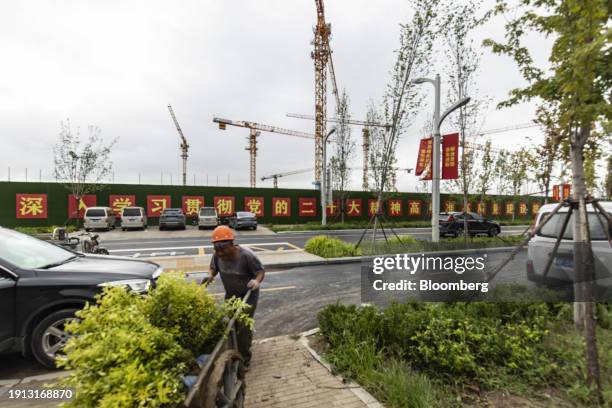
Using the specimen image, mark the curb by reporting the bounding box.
[272,225,530,234]
[298,328,383,408]
[262,245,522,269]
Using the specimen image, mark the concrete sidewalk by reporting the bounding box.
[245,335,379,408]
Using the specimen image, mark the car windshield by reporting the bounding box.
[538,212,610,240]
[85,209,106,217]
[123,208,142,216]
[200,208,216,216]
[0,228,78,269]
[237,212,254,218]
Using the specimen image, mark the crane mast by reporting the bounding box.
[213,117,315,188]
[167,104,189,186]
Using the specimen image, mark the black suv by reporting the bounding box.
[439,212,501,237]
[0,227,162,367]
[159,208,186,230]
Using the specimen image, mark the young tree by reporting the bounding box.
[531,104,562,203]
[493,150,511,195]
[508,148,530,221]
[329,90,356,222]
[605,154,612,199]
[367,0,441,222]
[484,0,611,397]
[477,138,495,203]
[442,0,488,240]
[53,120,117,222]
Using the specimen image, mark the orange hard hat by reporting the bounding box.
[211,225,235,243]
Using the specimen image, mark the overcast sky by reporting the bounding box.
[0,0,576,191]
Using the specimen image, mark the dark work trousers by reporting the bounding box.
[226,289,259,365]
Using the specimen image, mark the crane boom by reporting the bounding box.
[167,104,189,186]
[287,112,390,128]
[260,168,312,189]
[214,117,315,139]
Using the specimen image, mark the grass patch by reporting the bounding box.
[304,235,362,258]
[317,291,612,407]
[13,225,78,234]
[267,219,531,232]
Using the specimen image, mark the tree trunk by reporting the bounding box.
[570,123,602,401]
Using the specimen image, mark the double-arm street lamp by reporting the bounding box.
[321,127,337,226]
[412,74,470,242]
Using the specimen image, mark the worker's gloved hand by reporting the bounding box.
[247,279,260,290]
[202,276,214,286]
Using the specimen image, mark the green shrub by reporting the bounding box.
[304,235,362,258]
[59,273,252,408]
[318,295,611,405]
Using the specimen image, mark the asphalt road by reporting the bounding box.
[0,247,530,380]
[103,226,529,258]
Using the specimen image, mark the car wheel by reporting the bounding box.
[487,227,499,237]
[455,227,464,238]
[31,309,79,368]
[253,226,257,230]
[122,228,126,231]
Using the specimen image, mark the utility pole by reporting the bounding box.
[321,128,336,225]
[412,74,470,242]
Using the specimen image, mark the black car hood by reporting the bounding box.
[43,255,158,278]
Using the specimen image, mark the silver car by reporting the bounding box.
[198,207,218,229]
[121,207,147,231]
[527,202,611,289]
[83,207,116,231]
[229,211,258,230]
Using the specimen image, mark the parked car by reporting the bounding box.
[439,212,501,237]
[159,208,186,230]
[229,211,258,230]
[0,227,162,367]
[121,206,147,231]
[527,202,612,290]
[83,207,117,231]
[198,207,219,229]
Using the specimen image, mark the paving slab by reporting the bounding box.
[245,336,373,408]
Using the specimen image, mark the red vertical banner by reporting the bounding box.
[68,195,97,219]
[477,201,486,215]
[182,196,204,217]
[562,184,571,199]
[519,202,528,216]
[298,198,317,217]
[244,197,264,216]
[443,201,456,213]
[272,198,291,217]
[552,185,560,201]
[346,198,362,217]
[16,194,48,219]
[214,196,235,217]
[387,199,402,217]
[505,202,515,216]
[326,199,339,217]
[492,202,501,216]
[109,195,136,217]
[407,200,422,217]
[532,202,541,215]
[415,138,433,180]
[441,133,459,179]
[147,195,171,217]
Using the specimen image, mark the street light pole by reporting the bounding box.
[321,127,337,226]
[412,74,470,242]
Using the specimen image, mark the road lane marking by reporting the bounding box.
[198,247,205,256]
[109,242,295,253]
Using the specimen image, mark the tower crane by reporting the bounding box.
[312,0,340,184]
[213,117,315,188]
[287,112,391,190]
[167,104,189,186]
[260,168,312,188]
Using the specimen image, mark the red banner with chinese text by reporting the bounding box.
[214,196,235,217]
[272,198,291,217]
[346,198,362,217]
[182,196,204,217]
[442,133,459,179]
[109,195,136,217]
[299,198,317,217]
[16,194,48,219]
[244,197,264,217]
[147,195,171,217]
[415,138,433,180]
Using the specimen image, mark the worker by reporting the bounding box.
[203,225,264,368]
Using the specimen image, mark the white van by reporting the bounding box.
[83,207,117,231]
[121,207,147,231]
[527,202,611,289]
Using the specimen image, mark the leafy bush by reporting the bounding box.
[318,293,611,406]
[59,273,252,408]
[304,235,362,258]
